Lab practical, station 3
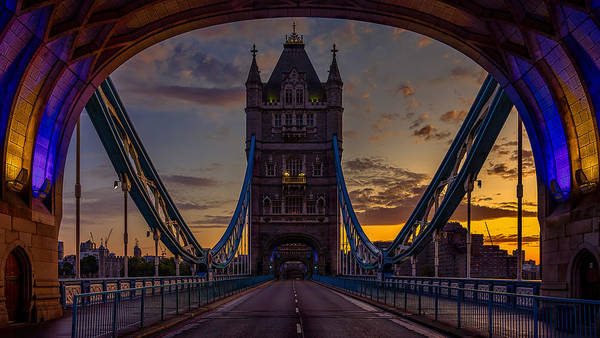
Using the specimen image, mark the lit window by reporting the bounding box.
[274,113,281,127]
[307,113,314,126]
[286,157,302,176]
[285,89,293,104]
[285,113,293,126]
[296,89,303,104]
[285,196,303,214]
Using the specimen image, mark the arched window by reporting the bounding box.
[263,197,272,214]
[317,197,326,214]
[285,88,293,104]
[296,88,303,104]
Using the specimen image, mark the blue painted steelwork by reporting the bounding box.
[210,136,254,268]
[333,135,381,269]
[333,75,513,269]
[86,78,254,268]
[385,79,514,263]
[71,276,272,337]
[86,78,204,263]
[315,275,600,337]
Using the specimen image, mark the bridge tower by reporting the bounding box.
[245,27,342,277]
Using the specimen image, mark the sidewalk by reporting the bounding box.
[0,309,73,338]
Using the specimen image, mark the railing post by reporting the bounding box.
[488,290,493,337]
[188,283,191,312]
[112,292,119,338]
[140,289,145,328]
[176,282,179,314]
[533,297,538,338]
[404,281,408,311]
[435,285,439,321]
[418,284,422,315]
[161,284,165,321]
[457,287,462,329]
[393,281,397,308]
[71,295,78,338]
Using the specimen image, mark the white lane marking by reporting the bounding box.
[160,290,255,337]
[331,289,446,338]
[296,323,302,334]
[296,307,299,313]
[295,298,298,303]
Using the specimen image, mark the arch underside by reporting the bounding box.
[1,0,600,225]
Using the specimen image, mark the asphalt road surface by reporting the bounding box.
[156,280,447,338]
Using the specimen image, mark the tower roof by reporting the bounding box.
[264,25,325,101]
[246,44,262,85]
[327,44,342,84]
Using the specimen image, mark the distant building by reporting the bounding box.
[79,240,123,278]
[58,241,64,261]
[394,222,525,279]
[134,243,142,258]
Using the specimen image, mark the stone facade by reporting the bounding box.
[246,31,342,276]
[0,208,62,325]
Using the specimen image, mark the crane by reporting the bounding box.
[90,232,95,248]
[104,228,113,250]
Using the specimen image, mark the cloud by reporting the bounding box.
[408,113,429,129]
[371,112,400,132]
[412,125,451,141]
[417,37,433,48]
[190,215,232,226]
[440,109,467,123]
[124,85,244,107]
[163,175,218,187]
[487,234,540,245]
[395,83,415,97]
[486,140,536,179]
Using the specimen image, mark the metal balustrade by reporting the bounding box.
[314,276,600,338]
[71,275,272,338]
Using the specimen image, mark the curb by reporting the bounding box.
[312,280,483,338]
[132,279,276,337]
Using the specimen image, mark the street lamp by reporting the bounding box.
[114,173,130,277]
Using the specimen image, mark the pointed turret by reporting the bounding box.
[246,44,262,108]
[326,44,343,107]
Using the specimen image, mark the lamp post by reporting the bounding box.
[115,173,130,277]
[517,115,523,280]
[75,117,81,279]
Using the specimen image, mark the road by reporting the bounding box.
[156,280,447,338]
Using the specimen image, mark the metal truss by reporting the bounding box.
[384,75,514,263]
[86,78,205,263]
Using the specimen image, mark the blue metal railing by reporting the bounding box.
[315,276,600,337]
[71,275,272,337]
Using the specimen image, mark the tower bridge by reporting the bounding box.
[0,1,599,336]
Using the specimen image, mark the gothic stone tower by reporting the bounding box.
[245,28,343,276]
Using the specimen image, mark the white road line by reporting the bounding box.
[296,307,299,313]
[296,323,302,334]
[331,289,446,338]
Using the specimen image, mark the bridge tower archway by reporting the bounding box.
[260,234,322,278]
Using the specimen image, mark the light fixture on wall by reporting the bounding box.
[550,179,568,200]
[36,178,52,199]
[575,169,595,193]
[7,168,28,192]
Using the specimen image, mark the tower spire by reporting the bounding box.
[246,43,262,85]
[327,43,342,84]
[285,21,304,45]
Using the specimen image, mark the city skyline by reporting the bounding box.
[58,18,539,262]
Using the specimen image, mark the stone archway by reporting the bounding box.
[3,246,31,323]
[570,248,600,300]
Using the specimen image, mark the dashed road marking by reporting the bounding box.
[296,323,302,334]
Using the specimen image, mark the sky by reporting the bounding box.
[58,18,540,263]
